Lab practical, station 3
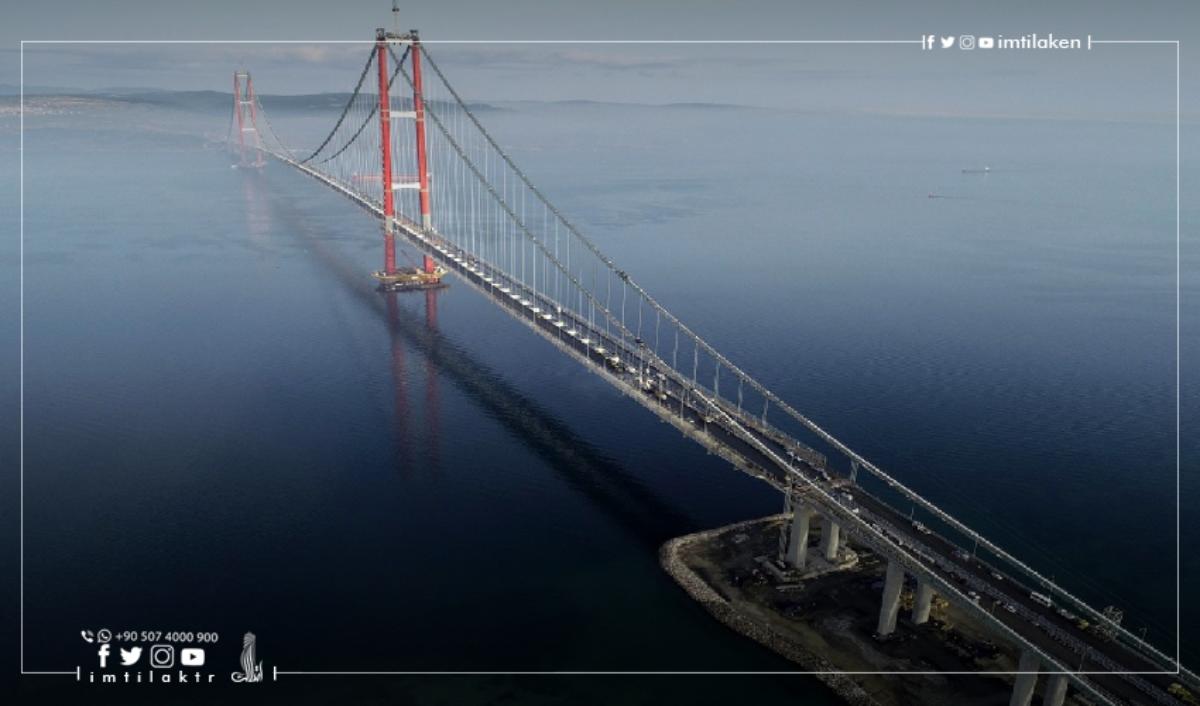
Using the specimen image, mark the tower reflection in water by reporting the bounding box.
[385,287,441,473]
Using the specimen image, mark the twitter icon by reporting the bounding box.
[120,646,143,666]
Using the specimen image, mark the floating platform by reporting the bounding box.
[372,266,448,292]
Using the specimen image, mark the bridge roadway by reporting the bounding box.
[401,222,1184,706]
[275,151,1187,705]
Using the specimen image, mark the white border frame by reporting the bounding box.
[16,37,1182,679]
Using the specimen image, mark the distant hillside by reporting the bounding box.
[0,85,500,113]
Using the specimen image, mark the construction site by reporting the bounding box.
[661,515,1100,706]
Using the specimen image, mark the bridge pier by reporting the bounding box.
[820,517,840,561]
[876,559,905,636]
[784,504,816,569]
[1009,649,1041,706]
[912,578,936,625]
[1041,673,1069,706]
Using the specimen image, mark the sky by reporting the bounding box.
[1,0,1197,121]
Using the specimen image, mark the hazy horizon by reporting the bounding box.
[3,0,1197,122]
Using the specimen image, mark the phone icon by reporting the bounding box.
[80,630,95,643]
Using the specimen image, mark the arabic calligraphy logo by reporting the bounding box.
[231,632,264,683]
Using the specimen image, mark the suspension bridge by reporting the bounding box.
[228,25,1193,706]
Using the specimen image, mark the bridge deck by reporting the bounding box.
[269,148,1189,706]
[400,222,1187,706]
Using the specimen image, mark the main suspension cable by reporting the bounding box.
[310,46,409,167]
[299,47,377,164]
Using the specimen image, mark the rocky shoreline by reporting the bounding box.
[659,515,880,706]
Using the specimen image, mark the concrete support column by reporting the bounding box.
[1009,650,1041,706]
[785,505,816,569]
[1041,674,1069,706]
[913,578,936,625]
[820,517,841,561]
[876,559,905,636]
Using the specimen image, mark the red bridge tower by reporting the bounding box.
[231,71,265,168]
[373,26,444,292]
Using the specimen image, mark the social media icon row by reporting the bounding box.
[922,35,996,50]
[98,643,203,668]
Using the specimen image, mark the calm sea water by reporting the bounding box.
[3,92,1196,702]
